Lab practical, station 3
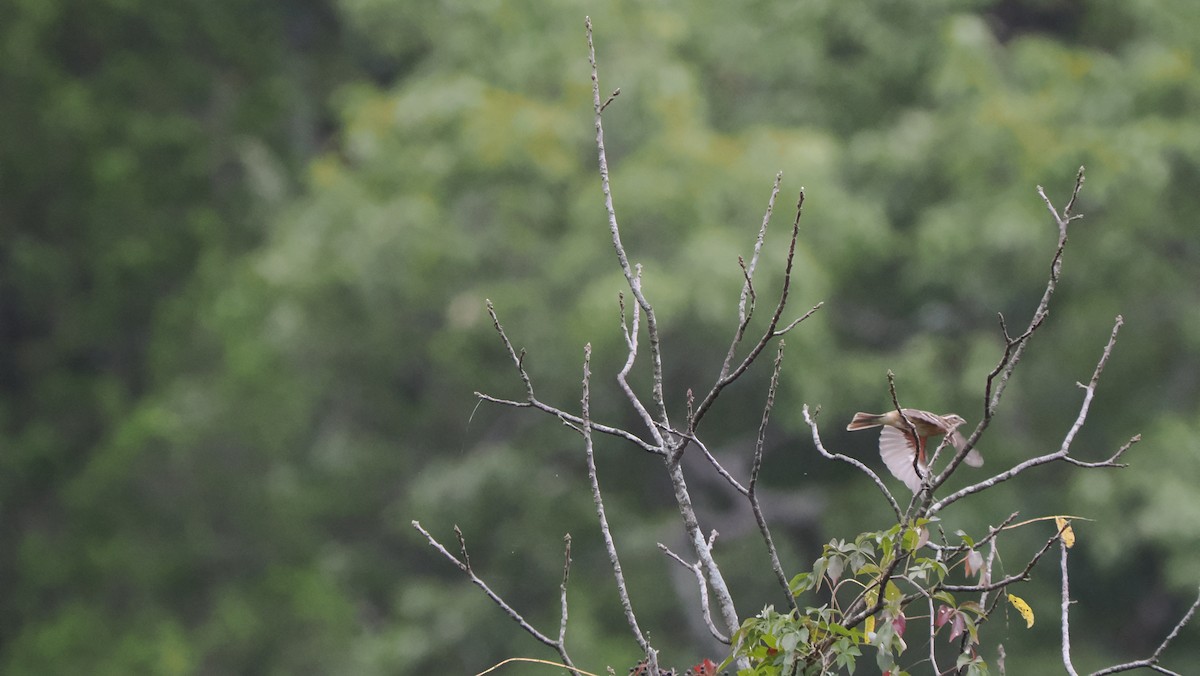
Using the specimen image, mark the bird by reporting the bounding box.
[846,409,983,492]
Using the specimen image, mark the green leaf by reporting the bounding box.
[884,581,903,605]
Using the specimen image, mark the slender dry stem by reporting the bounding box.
[412,521,580,674]
[581,343,656,669]
[748,341,798,612]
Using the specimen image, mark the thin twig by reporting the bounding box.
[657,425,747,496]
[476,300,660,454]
[485,299,537,399]
[1061,432,1139,468]
[581,343,657,669]
[659,542,729,643]
[693,191,817,432]
[802,404,903,522]
[722,172,783,378]
[1060,540,1080,676]
[412,521,580,674]
[475,392,661,453]
[559,534,572,646]
[587,17,671,433]
[938,526,1062,593]
[978,167,1086,455]
[748,341,798,612]
[773,302,824,337]
[750,343,784,490]
[930,315,1126,515]
[615,269,666,451]
[927,593,941,675]
[473,657,605,676]
[1089,586,1200,675]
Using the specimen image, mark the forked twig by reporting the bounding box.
[723,173,783,376]
[587,17,745,652]
[930,315,1125,515]
[587,17,671,433]
[412,521,581,675]
[476,300,660,454]
[938,524,1062,593]
[984,166,1086,418]
[692,191,819,433]
[660,540,729,643]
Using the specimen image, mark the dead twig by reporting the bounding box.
[412,521,581,675]
[581,343,657,669]
[659,539,729,644]
[930,315,1126,515]
[748,341,798,612]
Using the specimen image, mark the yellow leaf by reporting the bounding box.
[1008,594,1034,628]
[1055,516,1075,548]
[864,587,878,635]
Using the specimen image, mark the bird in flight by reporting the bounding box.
[847,409,983,492]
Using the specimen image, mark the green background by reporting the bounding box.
[3,0,1199,673]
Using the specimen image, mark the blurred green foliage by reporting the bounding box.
[2,0,1200,674]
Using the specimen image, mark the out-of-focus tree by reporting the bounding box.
[5,0,1200,673]
[0,0,359,672]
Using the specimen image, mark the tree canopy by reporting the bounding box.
[3,1,1199,673]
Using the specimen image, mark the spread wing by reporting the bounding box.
[941,420,984,467]
[963,446,984,467]
[878,425,928,492]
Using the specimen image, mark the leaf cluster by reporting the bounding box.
[730,520,1000,675]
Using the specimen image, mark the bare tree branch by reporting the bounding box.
[1060,540,1081,676]
[587,18,745,653]
[803,404,904,521]
[659,541,729,644]
[947,166,1090,484]
[1089,586,1200,675]
[587,17,671,432]
[773,302,824,337]
[616,279,667,451]
[412,521,581,675]
[475,390,661,454]
[723,172,783,376]
[984,166,1086,418]
[475,300,661,454]
[938,523,1062,593]
[1061,433,1139,468]
[930,315,1126,515]
[657,425,748,496]
[748,341,798,612]
[692,191,817,433]
[559,534,572,647]
[1057,526,1197,676]
[581,343,657,669]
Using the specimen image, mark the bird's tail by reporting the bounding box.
[846,412,886,431]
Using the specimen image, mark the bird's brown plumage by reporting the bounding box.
[847,409,983,492]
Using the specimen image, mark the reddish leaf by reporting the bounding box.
[949,612,967,642]
[892,612,907,636]
[689,658,719,676]
[935,604,954,629]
